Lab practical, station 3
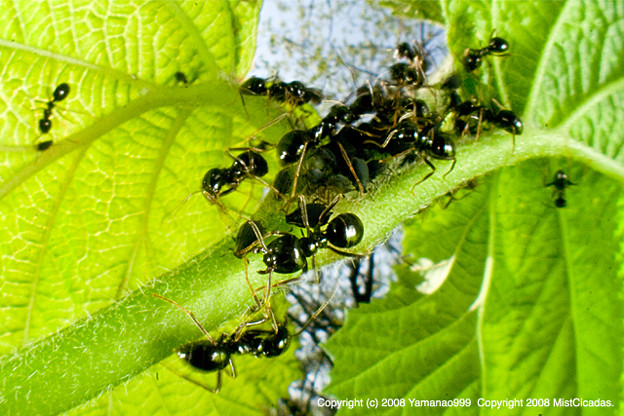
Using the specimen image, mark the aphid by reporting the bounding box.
[463,36,509,72]
[36,82,70,151]
[544,169,575,208]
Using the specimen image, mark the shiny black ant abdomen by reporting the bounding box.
[36,140,54,151]
[491,109,522,135]
[463,36,509,71]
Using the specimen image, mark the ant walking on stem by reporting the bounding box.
[152,275,340,393]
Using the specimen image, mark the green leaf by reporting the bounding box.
[326,1,624,414]
[378,0,444,25]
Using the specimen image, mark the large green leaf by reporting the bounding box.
[326,1,624,415]
[0,1,301,415]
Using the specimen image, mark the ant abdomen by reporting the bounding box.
[178,341,232,372]
[326,213,364,249]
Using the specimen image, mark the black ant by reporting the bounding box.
[153,276,339,393]
[153,293,289,393]
[544,170,575,208]
[448,93,522,146]
[377,120,456,189]
[36,82,70,150]
[170,148,281,227]
[239,76,322,116]
[235,196,364,284]
[463,36,509,72]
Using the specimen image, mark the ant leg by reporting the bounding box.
[239,92,249,119]
[370,128,398,149]
[379,146,416,164]
[152,294,215,344]
[262,269,279,332]
[411,157,436,193]
[317,194,343,226]
[282,141,310,211]
[337,142,365,195]
[250,175,286,200]
[293,275,341,337]
[442,158,456,180]
[328,246,366,258]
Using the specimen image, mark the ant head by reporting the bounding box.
[262,234,307,275]
[488,37,509,55]
[202,168,230,196]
